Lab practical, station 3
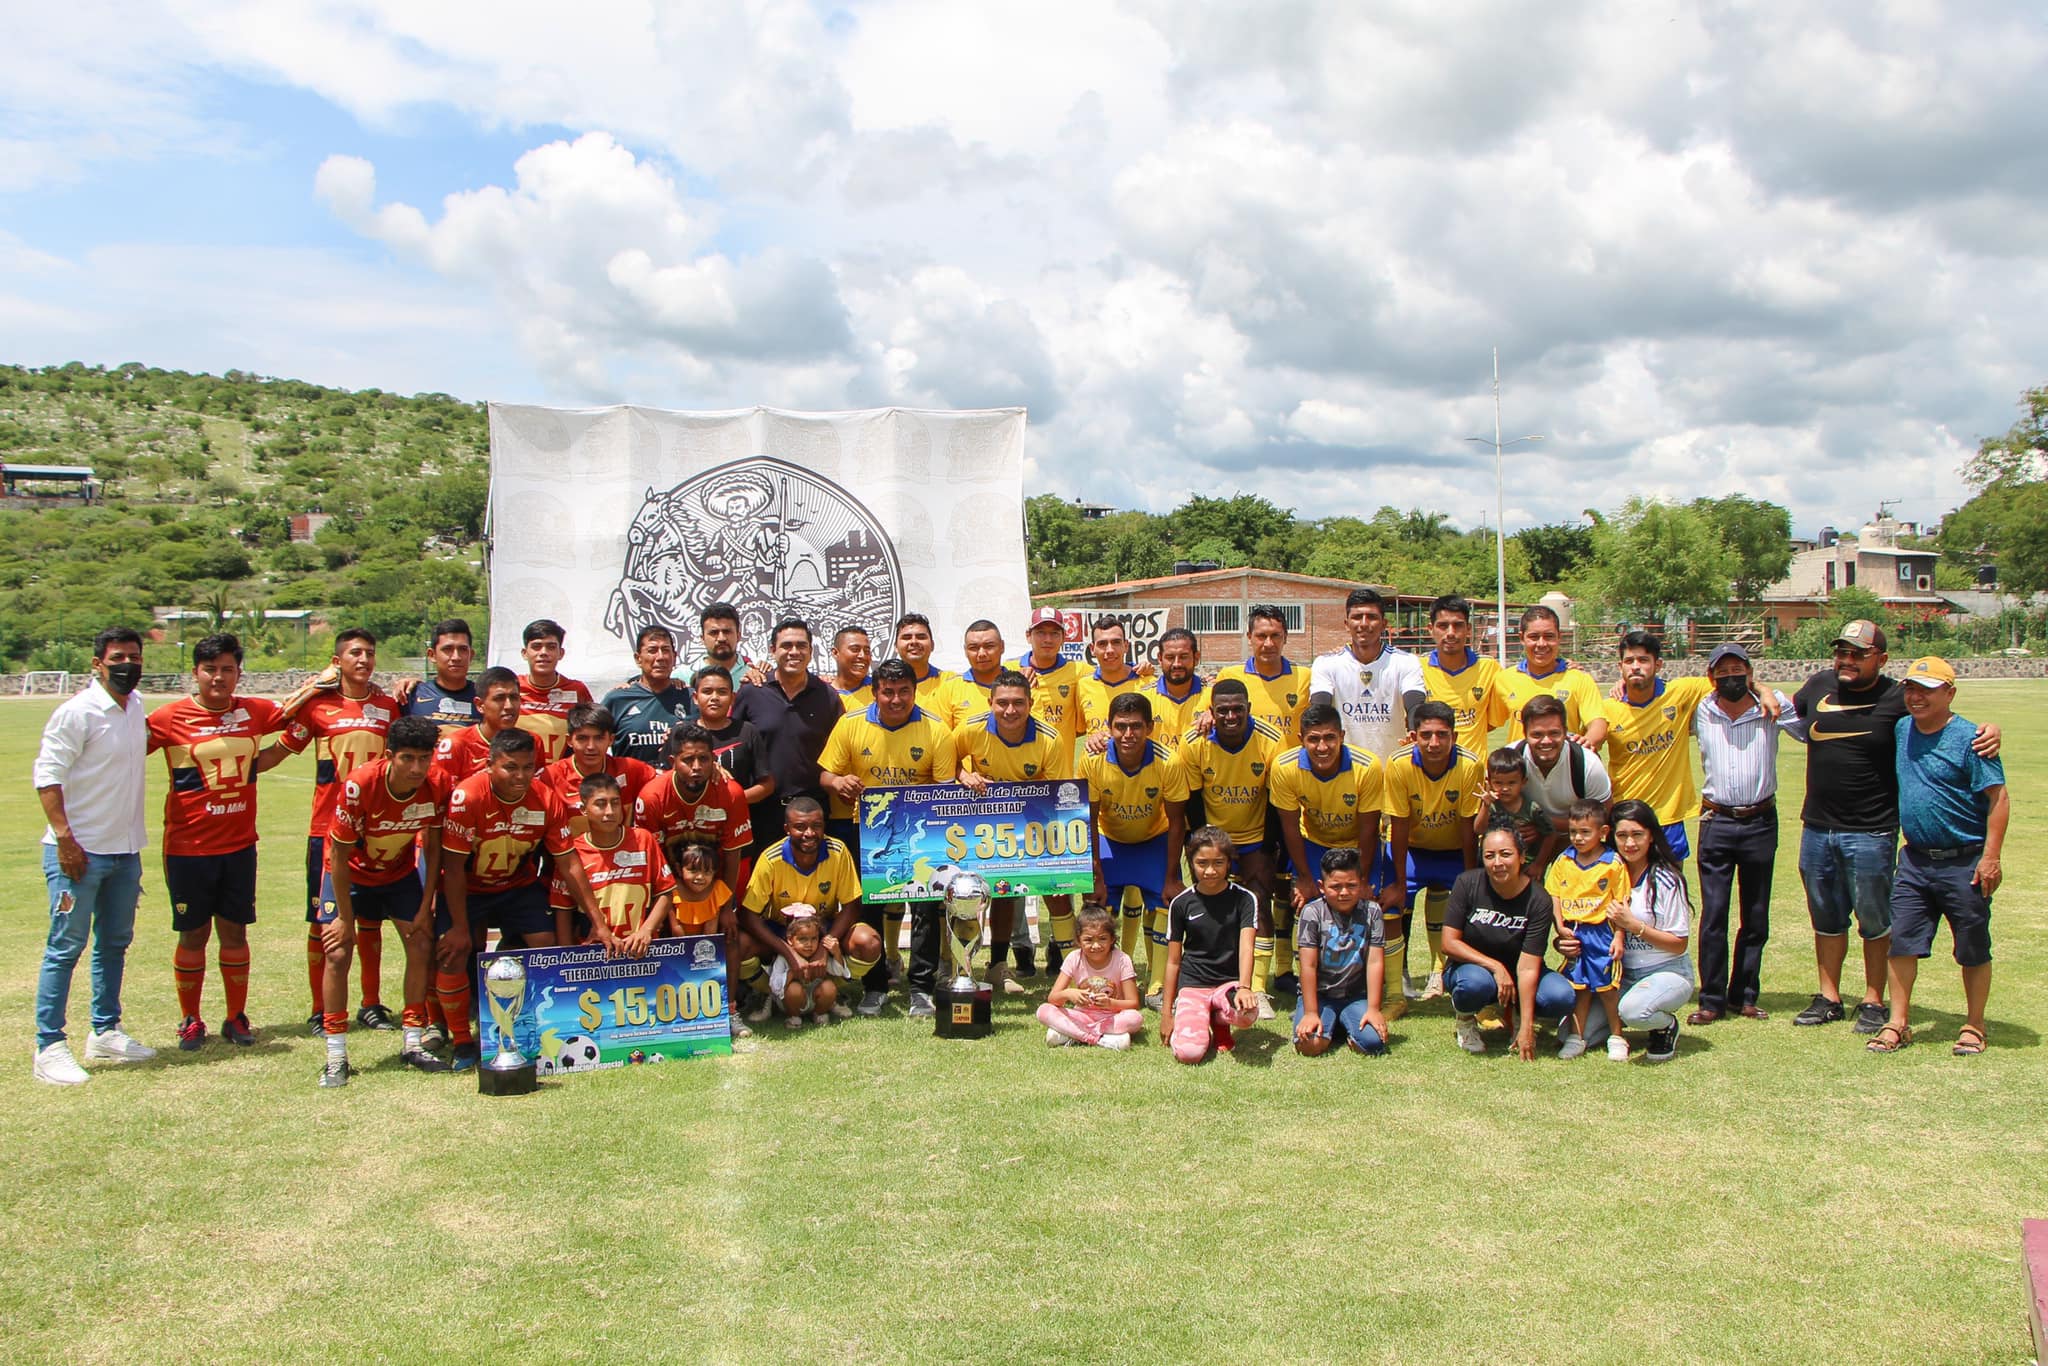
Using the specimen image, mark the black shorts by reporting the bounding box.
[166,846,258,931]
[315,869,421,924]
[435,880,556,938]
[1889,846,1993,967]
[304,836,326,922]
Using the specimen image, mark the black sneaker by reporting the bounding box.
[356,1003,398,1031]
[1645,1020,1679,1063]
[1852,1001,1890,1035]
[1793,994,1845,1027]
[221,1013,257,1046]
[1012,945,1038,979]
[318,1058,353,1088]
[305,1011,324,1037]
[1271,972,1301,998]
[449,1041,481,1073]
[400,1048,450,1073]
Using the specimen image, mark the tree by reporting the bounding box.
[1591,498,1734,621]
[1962,384,2048,489]
[1515,521,1594,583]
[1692,494,1793,606]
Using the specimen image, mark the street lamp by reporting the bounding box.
[1466,346,1543,664]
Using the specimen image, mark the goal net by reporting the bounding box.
[20,671,72,696]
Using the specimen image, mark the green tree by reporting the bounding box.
[1514,521,1594,583]
[1592,499,1734,621]
[1692,494,1793,606]
[1962,384,2048,489]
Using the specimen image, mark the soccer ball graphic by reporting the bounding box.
[553,1035,602,1071]
[645,1050,667,1064]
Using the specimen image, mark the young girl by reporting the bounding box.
[1544,799,1629,1060]
[668,842,731,939]
[1158,826,1259,1064]
[767,906,848,1028]
[1036,905,1143,1049]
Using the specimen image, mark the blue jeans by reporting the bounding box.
[1444,961,1577,1021]
[37,846,143,1047]
[1291,994,1386,1053]
[1798,827,1896,939]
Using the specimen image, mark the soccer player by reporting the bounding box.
[933,619,1007,728]
[433,666,521,784]
[147,633,316,1050]
[437,729,600,1070]
[634,725,756,1031]
[1491,605,1609,748]
[1382,700,1483,1002]
[318,716,449,1085]
[602,625,694,770]
[557,773,675,957]
[1272,703,1385,908]
[935,669,1075,993]
[829,625,875,708]
[1077,617,1149,744]
[1014,608,1084,743]
[539,704,657,835]
[691,666,774,812]
[1420,595,1502,759]
[1108,626,1206,761]
[1078,692,1189,1005]
[401,618,482,735]
[1310,586,1426,765]
[893,612,956,706]
[1600,630,1717,861]
[741,797,880,1023]
[817,659,951,1016]
[515,618,592,765]
[1178,677,1284,1015]
[1208,604,1310,747]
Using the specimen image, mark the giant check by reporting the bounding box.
[856,780,1094,902]
[477,936,732,1074]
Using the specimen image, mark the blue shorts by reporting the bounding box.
[1099,832,1168,903]
[1564,919,1619,990]
[1889,845,1992,967]
[435,880,556,938]
[1663,823,1691,862]
[315,869,422,924]
[1406,847,1466,896]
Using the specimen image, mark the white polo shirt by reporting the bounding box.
[1517,740,1612,822]
[34,679,148,854]
[1309,642,1425,763]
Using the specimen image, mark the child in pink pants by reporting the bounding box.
[1037,906,1143,1049]
[1158,825,1261,1063]
[1170,981,1258,1061]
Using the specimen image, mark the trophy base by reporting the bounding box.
[479,1060,538,1096]
[934,982,993,1039]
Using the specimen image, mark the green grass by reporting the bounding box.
[4,686,2046,1364]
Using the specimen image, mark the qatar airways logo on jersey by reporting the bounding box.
[1340,700,1395,723]
[1622,731,1680,759]
[1207,784,1265,802]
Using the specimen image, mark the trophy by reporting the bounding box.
[934,870,993,1040]
[479,955,538,1096]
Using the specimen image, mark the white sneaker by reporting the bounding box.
[829,1001,853,1020]
[33,1040,90,1085]
[1045,1028,1072,1047]
[1418,971,1445,1001]
[1254,991,1276,1022]
[744,998,775,1024]
[1606,1035,1631,1062]
[1455,1015,1486,1055]
[1098,1033,1131,1051]
[85,1028,156,1062]
[1557,1035,1588,1060]
[785,1015,804,1030]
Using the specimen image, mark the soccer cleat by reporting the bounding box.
[305,1011,324,1037]
[448,1042,481,1072]
[420,1023,449,1053]
[1253,991,1276,1022]
[1852,1001,1890,1035]
[1098,1032,1132,1050]
[1419,971,1445,1001]
[908,991,936,1018]
[1557,1035,1588,1060]
[357,1003,398,1031]
[730,1019,753,1040]
[221,1013,257,1046]
[1606,1036,1631,1062]
[85,1028,156,1062]
[1645,1019,1679,1063]
[1270,972,1300,998]
[743,996,775,1024]
[33,1040,91,1085]
[1142,991,1163,1012]
[319,1058,354,1088]
[1045,1028,1072,1047]
[177,1016,207,1051]
[1793,994,1845,1027]
[400,1048,450,1073]
[1455,1016,1487,1055]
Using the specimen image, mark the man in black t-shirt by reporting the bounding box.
[733,620,844,854]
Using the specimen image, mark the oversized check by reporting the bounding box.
[855,780,1094,902]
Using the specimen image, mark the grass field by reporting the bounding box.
[4,686,2045,1364]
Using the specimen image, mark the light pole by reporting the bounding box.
[1466,347,1543,664]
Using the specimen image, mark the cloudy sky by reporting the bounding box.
[4,1,2044,535]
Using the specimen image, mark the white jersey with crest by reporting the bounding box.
[1309,643,1424,764]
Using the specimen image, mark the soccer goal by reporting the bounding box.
[20,671,71,696]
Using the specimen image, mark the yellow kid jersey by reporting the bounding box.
[934,715,1073,784]
[1077,667,1148,743]
[743,835,861,924]
[1079,741,1190,845]
[1543,848,1626,926]
[1269,744,1384,850]
[1207,659,1311,747]
[1382,744,1485,853]
[930,671,1002,729]
[1422,651,1501,757]
[1179,719,1284,848]
[1492,661,1606,741]
[1137,678,1206,758]
[1010,652,1085,743]
[1599,676,1714,824]
[815,703,950,819]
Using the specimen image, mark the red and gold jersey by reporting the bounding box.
[538,753,658,836]
[442,773,575,894]
[516,673,592,765]
[550,826,676,933]
[329,758,446,887]
[146,695,289,856]
[633,769,754,860]
[431,724,494,786]
[276,689,400,838]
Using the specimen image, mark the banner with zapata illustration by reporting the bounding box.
[483,405,1030,681]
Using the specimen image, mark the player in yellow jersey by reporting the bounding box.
[740,795,879,1021]
[1272,702,1385,904]
[937,670,1075,993]
[1079,692,1190,1004]
[1077,617,1149,744]
[1383,701,1483,1000]
[1543,798,1628,1059]
[1016,608,1086,743]
[933,619,1007,728]
[829,626,874,709]
[1491,604,1609,747]
[1599,629,1717,861]
[1179,677,1285,1015]
[891,613,955,708]
[1420,595,1503,758]
[817,659,951,1017]
[1207,604,1311,747]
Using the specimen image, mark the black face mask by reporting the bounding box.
[1713,675,1750,703]
[103,662,143,695]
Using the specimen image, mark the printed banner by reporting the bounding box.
[855,780,1094,902]
[476,936,732,1073]
[485,404,1030,681]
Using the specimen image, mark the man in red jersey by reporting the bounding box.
[433,667,520,785]
[538,704,657,836]
[515,618,592,765]
[317,716,448,1086]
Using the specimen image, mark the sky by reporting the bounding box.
[3,1,2044,538]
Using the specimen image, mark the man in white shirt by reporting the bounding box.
[1309,586,1425,764]
[1514,694,1612,821]
[31,626,156,1084]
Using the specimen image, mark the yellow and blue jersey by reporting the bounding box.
[1269,744,1384,850]
[1543,848,1626,926]
[832,675,875,710]
[1382,744,1485,853]
[1138,679,1206,758]
[1078,667,1148,742]
[1010,653,1085,743]
[934,714,1072,784]
[1179,719,1284,848]
[1080,740,1190,845]
[816,703,950,819]
[743,836,861,922]
[930,671,1001,730]
[1207,659,1311,747]
[1422,651,1501,757]
[1600,676,1714,824]
[1492,661,1605,741]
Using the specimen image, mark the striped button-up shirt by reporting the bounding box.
[1693,689,1799,808]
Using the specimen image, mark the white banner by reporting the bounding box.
[485,404,1030,682]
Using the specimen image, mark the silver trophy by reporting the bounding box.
[480,955,537,1096]
[942,870,992,992]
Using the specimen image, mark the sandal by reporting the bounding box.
[1865,1022,1911,1053]
[1952,1025,1987,1056]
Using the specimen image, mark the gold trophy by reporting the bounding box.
[935,870,993,1039]
[480,955,538,1095]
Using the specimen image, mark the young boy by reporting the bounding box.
[539,705,656,836]
[1870,657,2008,1056]
[1544,798,1629,1060]
[1477,746,1554,869]
[553,773,676,959]
[1291,847,1389,1057]
[434,666,521,784]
